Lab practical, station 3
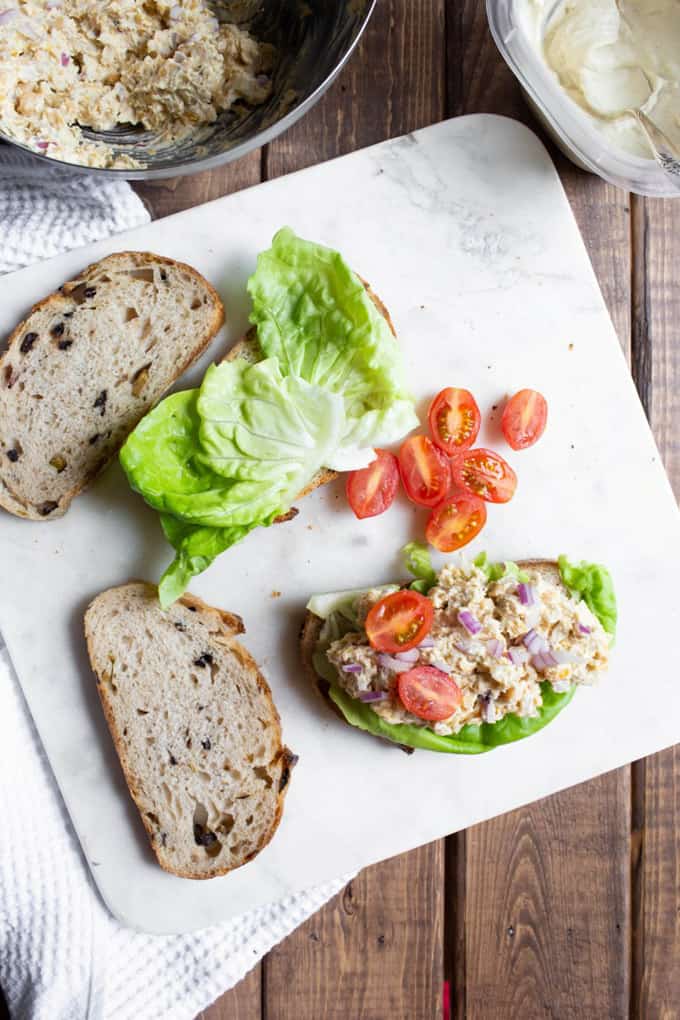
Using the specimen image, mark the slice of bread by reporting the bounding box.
[84,582,295,879]
[300,560,561,749]
[227,278,396,512]
[0,252,224,521]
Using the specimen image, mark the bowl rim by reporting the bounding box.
[0,0,377,181]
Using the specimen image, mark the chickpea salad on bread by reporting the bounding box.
[304,548,616,754]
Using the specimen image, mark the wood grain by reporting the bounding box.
[630,196,680,1019]
[196,966,261,1020]
[134,154,262,220]
[445,5,633,1018]
[263,846,444,1020]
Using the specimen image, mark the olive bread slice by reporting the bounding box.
[0,251,224,520]
[84,581,295,879]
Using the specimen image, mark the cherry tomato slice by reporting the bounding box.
[428,387,481,455]
[501,389,548,450]
[365,590,434,654]
[346,449,400,519]
[398,435,451,507]
[426,493,487,552]
[397,665,462,722]
[451,447,517,504]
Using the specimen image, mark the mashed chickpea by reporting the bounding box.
[0,0,272,168]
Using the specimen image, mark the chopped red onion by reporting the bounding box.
[532,648,559,672]
[431,659,450,673]
[60,52,69,66]
[454,639,473,655]
[523,629,547,655]
[458,610,481,635]
[35,141,49,150]
[0,9,17,24]
[507,646,529,666]
[578,623,592,635]
[418,636,435,649]
[378,653,411,674]
[486,638,504,659]
[394,648,419,663]
[517,582,535,607]
[341,663,362,674]
[358,690,388,703]
[480,694,497,724]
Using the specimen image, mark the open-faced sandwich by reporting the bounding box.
[301,547,616,754]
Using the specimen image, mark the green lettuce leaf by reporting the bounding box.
[328,680,576,754]
[402,541,438,593]
[157,515,257,609]
[120,389,278,528]
[473,551,529,583]
[197,358,349,487]
[558,556,617,635]
[247,227,418,459]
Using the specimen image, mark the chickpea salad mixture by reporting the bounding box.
[0,0,273,168]
[309,550,616,754]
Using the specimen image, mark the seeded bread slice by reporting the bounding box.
[84,582,295,879]
[226,278,396,510]
[0,251,224,521]
[300,560,561,751]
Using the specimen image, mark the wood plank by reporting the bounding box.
[264,846,444,1020]
[446,4,632,1017]
[265,0,445,178]
[263,3,446,1016]
[197,965,261,1020]
[133,154,261,220]
[630,195,680,1018]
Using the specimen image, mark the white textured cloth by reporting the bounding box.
[0,147,349,1020]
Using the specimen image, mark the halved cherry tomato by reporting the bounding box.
[398,435,451,507]
[451,447,517,504]
[501,389,548,450]
[346,449,400,519]
[426,493,487,552]
[397,665,462,721]
[428,387,481,455]
[365,590,434,653]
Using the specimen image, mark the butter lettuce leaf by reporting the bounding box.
[328,680,576,754]
[247,227,418,459]
[403,541,438,594]
[558,555,617,635]
[473,552,529,583]
[158,515,258,609]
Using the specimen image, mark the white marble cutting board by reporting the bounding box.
[2,115,680,934]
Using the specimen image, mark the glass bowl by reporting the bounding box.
[486,0,678,198]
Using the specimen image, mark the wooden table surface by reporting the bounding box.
[1,3,678,1019]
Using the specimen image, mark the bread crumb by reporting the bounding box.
[271,590,281,599]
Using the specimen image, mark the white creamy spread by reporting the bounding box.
[325,563,610,736]
[519,0,680,159]
[0,0,273,168]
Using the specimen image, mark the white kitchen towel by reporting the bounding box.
[0,147,350,1020]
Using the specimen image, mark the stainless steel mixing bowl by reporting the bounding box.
[0,0,376,180]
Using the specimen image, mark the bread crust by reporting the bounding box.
[0,252,225,521]
[85,581,296,879]
[300,560,564,750]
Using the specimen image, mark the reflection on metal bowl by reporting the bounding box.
[0,0,376,180]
